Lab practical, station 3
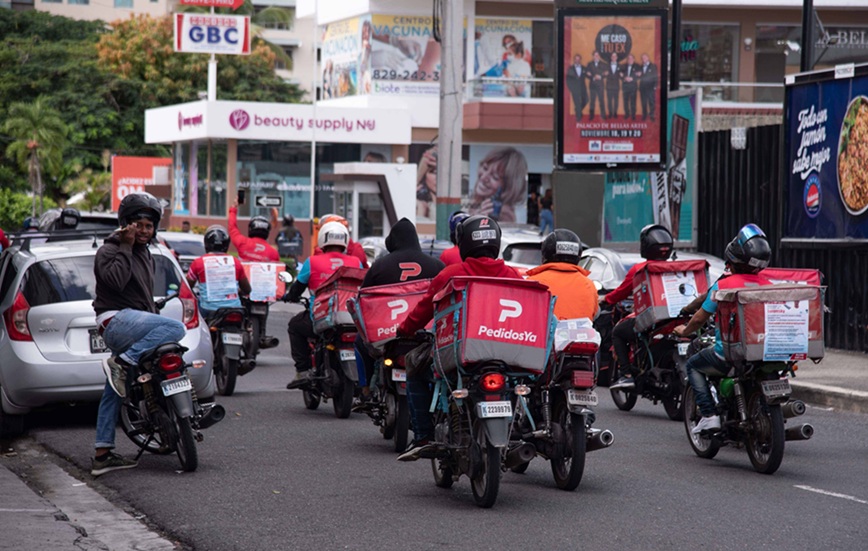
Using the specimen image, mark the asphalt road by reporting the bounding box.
[20,303,868,550]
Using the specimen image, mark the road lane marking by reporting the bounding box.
[795,485,868,505]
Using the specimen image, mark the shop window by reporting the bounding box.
[678,23,740,101]
[113,0,132,7]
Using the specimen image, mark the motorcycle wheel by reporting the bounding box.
[249,317,261,358]
[745,390,785,475]
[432,459,454,489]
[172,409,198,473]
[683,385,720,459]
[382,392,397,440]
[550,398,586,491]
[393,395,410,453]
[470,421,502,509]
[333,379,354,419]
[609,366,638,411]
[216,355,238,397]
[120,401,173,455]
[302,389,321,410]
[661,352,684,421]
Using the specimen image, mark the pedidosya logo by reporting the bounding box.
[229,109,250,131]
[803,173,821,218]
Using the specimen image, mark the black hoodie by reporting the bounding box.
[361,218,445,288]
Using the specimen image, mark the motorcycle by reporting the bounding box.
[594,297,632,387]
[507,318,614,491]
[356,337,414,452]
[242,296,276,359]
[206,307,255,396]
[119,291,225,472]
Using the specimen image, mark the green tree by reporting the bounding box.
[3,97,69,216]
[0,188,56,232]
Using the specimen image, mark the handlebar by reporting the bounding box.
[155,292,179,311]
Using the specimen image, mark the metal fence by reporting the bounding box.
[696,125,868,352]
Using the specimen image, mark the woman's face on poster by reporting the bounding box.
[475,160,504,199]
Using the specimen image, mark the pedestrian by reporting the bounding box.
[539,189,554,235]
[181,220,191,233]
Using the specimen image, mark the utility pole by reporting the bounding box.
[435,0,464,241]
[800,0,815,72]
[670,0,682,91]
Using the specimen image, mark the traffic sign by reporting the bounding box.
[255,195,283,208]
[180,0,245,10]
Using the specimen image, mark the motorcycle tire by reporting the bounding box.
[661,352,684,421]
[550,398,587,491]
[216,355,238,397]
[745,390,785,475]
[333,379,354,419]
[610,384,638,412]
[120,401,173,455]
[172,409,198,472]
[249,317,262,359]
[393,395,410,453]
[432,458,454,489]
[303,389,321,410]
[470,421,502,509]
[683,385,721,459]
[383,392,397,440]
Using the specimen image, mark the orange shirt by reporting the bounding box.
[525,262,599,320]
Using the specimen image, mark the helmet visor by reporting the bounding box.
[737,224,765,246]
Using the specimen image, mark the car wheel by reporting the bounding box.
[0,400,25,439]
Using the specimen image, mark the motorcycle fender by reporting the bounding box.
[568,404,595,416]
[480,417,511,448]
[223,343,242,361]
[169,390,195,419]
[340,361,359,383]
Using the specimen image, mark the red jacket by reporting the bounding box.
[398,257,521,334]
[604,260,648,305]
[439,245,462,266]
[229,206,280,262]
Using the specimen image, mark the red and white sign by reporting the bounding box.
[353,279,430,349]
[174,13,250,56]
[111,156,172,212]
[180,0,244,9]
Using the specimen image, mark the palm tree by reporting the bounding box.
[3,97,69,216]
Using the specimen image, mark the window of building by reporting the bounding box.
[678,23,740,101]
[113,0,132,7]
[254,6,292,30]
[41,0,62,4]
[67,0,89,4]
[274,47,294,71]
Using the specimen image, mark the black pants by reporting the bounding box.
[288,310,315,373]
[354,334,375,387]
[612,317,637,374]
[407,370,434,440]
[589,86,606,119]
[641,88,656,120]
[606,89,619,119]
[623,88,637,119]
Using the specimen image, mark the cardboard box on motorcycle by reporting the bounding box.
[632,259,711,332]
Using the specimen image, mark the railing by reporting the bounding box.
[680,81,785,103]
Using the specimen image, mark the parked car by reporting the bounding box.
[158,231,206,273]
[578,247,726,292]
[0,232,215,437]
[76,211,120,232]
[358,236,452,266]
[500,225,545,273]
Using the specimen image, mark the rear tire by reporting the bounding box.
[215,354,238,397]
[173,411,198,472]
[683,386,720,459]
[550,398,586,491]
[470,422,502,508]
[249,317,262,358]
[120,401,173,455]
[661,352,684,421]
[393,395,410,453]
[333,379,354,419]
[302,390,321,410]
[746,391,785,475]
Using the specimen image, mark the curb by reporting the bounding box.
[790,381,868,415]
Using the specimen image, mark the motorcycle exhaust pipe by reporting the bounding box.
[586,428,615,452]
[785,423,814,441]
[239,359,256,376]
[781,400,806,418]
[197,403,226,430]
[503,443,536,469]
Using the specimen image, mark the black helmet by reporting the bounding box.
[118,192,162,227]
[448,210,468,245]
[204,225,230,253]
[457,215,501,260]
[248,216,271,239]
[639,224,673,260]
[282,214,294,227]
[725,223,771,273]
[58,207,80,230]
[542,229,582,265]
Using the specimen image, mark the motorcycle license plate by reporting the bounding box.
[568,389,599,407]
[250,304,267,315]
[477,401,512,419]
[89,329,108,354]
[161,376,192,397]
[391,369,407,382]
[677,342,690,356]
[222,332,243,345]
[339,349,355,362]
[761,379,791,399]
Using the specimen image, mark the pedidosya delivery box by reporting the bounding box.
[348,279,431,350]
[633,259,710,332]
[715,284,825,363]
[433,277,554,373]
[312,266,367,333]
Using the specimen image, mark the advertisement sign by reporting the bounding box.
[368,15,441,97]
[179,0,243,9]
[466,145,530,224]
[602,172,655,242]
[474,18,533,98]
[111,156,172,212]
[557,10,667,170]
[784,64,868,241]
[321,17,361,99]
[174,13,250,56]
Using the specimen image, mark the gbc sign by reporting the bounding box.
[174,13,251,56]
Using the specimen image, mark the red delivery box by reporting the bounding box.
[349,279,431,350]
[759,267,822,286]
[312,266,367,334]
[715,284,825,363]
[633,259,710,332]
[433,277,554,374]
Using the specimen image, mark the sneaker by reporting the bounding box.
[397,438,432,462]
[91,452,137,477]
[692,415,721,435]
[610,376,635,391]
[286,370,311,390]
[102,356,128,398]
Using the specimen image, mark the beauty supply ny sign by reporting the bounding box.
[174,13,251,55]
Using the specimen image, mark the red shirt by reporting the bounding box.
[604,260,648,305]
[0,228,9,250]
[439,246,462,266]
[187,253,246,284]
[304,251,364,293]
[398,257,521,334]
[228,206,280,262]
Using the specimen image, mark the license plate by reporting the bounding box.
[222,332,243,345]
[477,401,512,419]
[339,349,355,362]
[761,379,792,399]
[250,304,267,315]
[568,389,599,407]
[677,342,690,356]
[391,369,407,382]
[161,376,192,397]
[89,329,108,354]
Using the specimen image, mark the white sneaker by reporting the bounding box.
[610,376,635,391]
[692,415,721,434]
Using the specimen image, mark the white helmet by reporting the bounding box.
[318,221,349,251]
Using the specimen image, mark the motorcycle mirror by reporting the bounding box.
[278,272,294,285]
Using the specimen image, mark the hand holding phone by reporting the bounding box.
[237,189,246,205]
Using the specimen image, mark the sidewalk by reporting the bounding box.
[788,348,868,415]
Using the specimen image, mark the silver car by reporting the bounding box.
[579,247,727,292]
[158,230,206,273]
[0,234,215,437]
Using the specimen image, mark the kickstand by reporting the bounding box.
[135,435,155,461]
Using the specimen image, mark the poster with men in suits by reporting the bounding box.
[558,12,667,170]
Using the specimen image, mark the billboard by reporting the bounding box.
[321,17,362,99]
[473,18,534,98]
[557,10,667,170]
[111,156,172,212]
[174,14,250,56]
[784,64,868,241]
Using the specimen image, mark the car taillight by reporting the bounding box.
[340,332,357,343]
[178,280,199,329]
[3,291,32,341]
[224,312,243,324]
[480,372,506,393]
[159,353,184,373]
[572,370,596,389]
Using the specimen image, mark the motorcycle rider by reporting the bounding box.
[274,211,304,275]
[526,229,599,320]
[673,224,772,434]
[355,218,445,401]
[396,215,522,459]
[438,211,468,266]
[317,214,369,268]
[604,224,673,391]
[91,192,187,476]
[186,225,251,319]
[285,221,364,389]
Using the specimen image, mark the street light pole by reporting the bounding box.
[800,0,814,72]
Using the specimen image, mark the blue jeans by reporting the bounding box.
[685,347,729,417]
[407,373,434,441]
[94,309,186,450]
[539,209,553,234]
